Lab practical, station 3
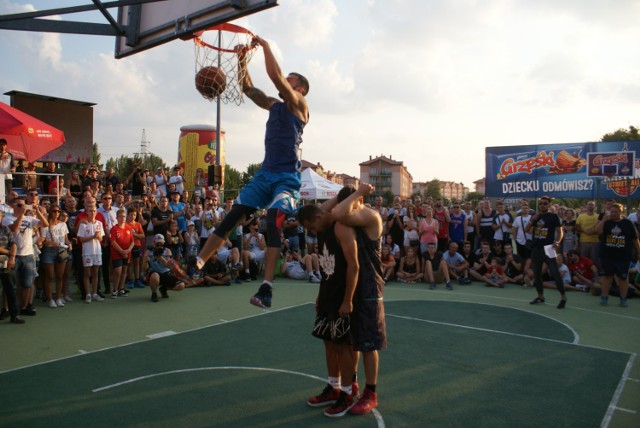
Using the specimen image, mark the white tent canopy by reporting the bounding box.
[299,168,343,200]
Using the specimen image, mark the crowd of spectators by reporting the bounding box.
[1,159,638,324]
[371,194,640,302]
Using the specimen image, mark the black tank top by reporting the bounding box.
[317,222,348,314]
[354,228,385,301]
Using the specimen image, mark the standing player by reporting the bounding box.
[195,35,309,309]
[595,203,640,307]
[525,196,567,309]
[330,184,386,416]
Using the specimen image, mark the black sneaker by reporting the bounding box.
[249,283,272,308]
[0,308,8,320]
[159,286,169,298]
[10,317,26,324]
[324,391,354,418]
[150,292,158,303]
[20,305,37,316]
[118,289,128,297]
[557,299,567,309]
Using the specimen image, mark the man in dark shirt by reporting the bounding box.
[525,196,567,308]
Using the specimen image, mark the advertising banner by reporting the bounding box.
[485,141,640,199]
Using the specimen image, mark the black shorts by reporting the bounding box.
[601,258,630,278]
[112,258,129,268]
[352,298,387,352]
[311,312,354,345]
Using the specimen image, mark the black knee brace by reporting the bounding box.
[266,208,287,248]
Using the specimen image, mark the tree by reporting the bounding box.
[601,125,640,142]
[105,154,167,183]
[423,179,442,200]
[381,190,395,206]
[92,142,102,169]
[223,164,243,199]
[242,163,262,187]
[465,191,484,203]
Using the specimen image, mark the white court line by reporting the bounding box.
[146,331,176,339]
[0,302,315,375]
[386,299,581,344]
[386,287,640,322]
[602,353,638,428]
[93,366,385,428]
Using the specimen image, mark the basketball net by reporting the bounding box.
[193,23,257,105]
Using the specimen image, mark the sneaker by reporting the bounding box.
[135,280,146,288]
[10,317,26,324]
[126,280,135,289]
[55,298,65,307]
[620,297,628,308]
[92,293,104,302]
[464,277,472,285]
[429,282,436,290]
[97,291,106,299]
[307,384,340,407]
[446,282,453,290]
[159,286,169,298]
[234,277,243,284]
[324,391,354,418]
[111,291,118,299]
[232,262,243,271]
[309,275,321,284]
[85,294,92,304]
[350,389,378,415]
[20,306,37,316]
[64,295,73,302]
[249,283,272,308]
[600,296,608,306]
[151,292,158,303]
[118,289,128,297]
[0,308,8,320]
[458,277,465,285]
[48,299,58,308]
[557,299,567,309]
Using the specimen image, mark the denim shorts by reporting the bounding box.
[15,255,36,288]
[40,247,58,264]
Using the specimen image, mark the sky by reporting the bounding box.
[1,0,639,190]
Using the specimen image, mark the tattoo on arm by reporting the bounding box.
[244,87,273,110]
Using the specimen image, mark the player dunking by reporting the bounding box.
[195,35,309,308]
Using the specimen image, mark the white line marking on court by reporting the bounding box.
[93,366,385,428]
[612,407,636,414]
[0,302,316,376]
[219,319,228,322]
[146,331,177,339]
[386,313,580,346]
[602,353,637,428]
[627,377,639,382]
[78,350,87,354]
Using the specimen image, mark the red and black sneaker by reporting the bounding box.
[324,391,354,418]
[307,384,340,407]
[349,389,378,415]
[249,283,272,308]
[351,382,360,399]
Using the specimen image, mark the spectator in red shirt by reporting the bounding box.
[110,209,134,298]
[567,251,598,291]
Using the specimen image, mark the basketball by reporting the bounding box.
[195,66,227,98]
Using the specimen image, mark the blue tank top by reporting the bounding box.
[262,102,305,173]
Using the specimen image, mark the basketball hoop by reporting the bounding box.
[192,23,257,105]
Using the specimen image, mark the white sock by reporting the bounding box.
[340,385,352,395]
[328,376,341,389]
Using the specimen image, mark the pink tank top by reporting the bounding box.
[419,218,438,244]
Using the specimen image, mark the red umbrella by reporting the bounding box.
[0,101,65,162]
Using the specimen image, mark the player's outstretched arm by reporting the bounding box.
[236,42,279,110]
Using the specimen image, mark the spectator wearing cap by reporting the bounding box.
[168,166,184,195]
[83,166,99,192]
[146,233,185,302]
[168,191,187,232]
[0,139,15,197]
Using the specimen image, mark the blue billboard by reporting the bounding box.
[485,141,640,199]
